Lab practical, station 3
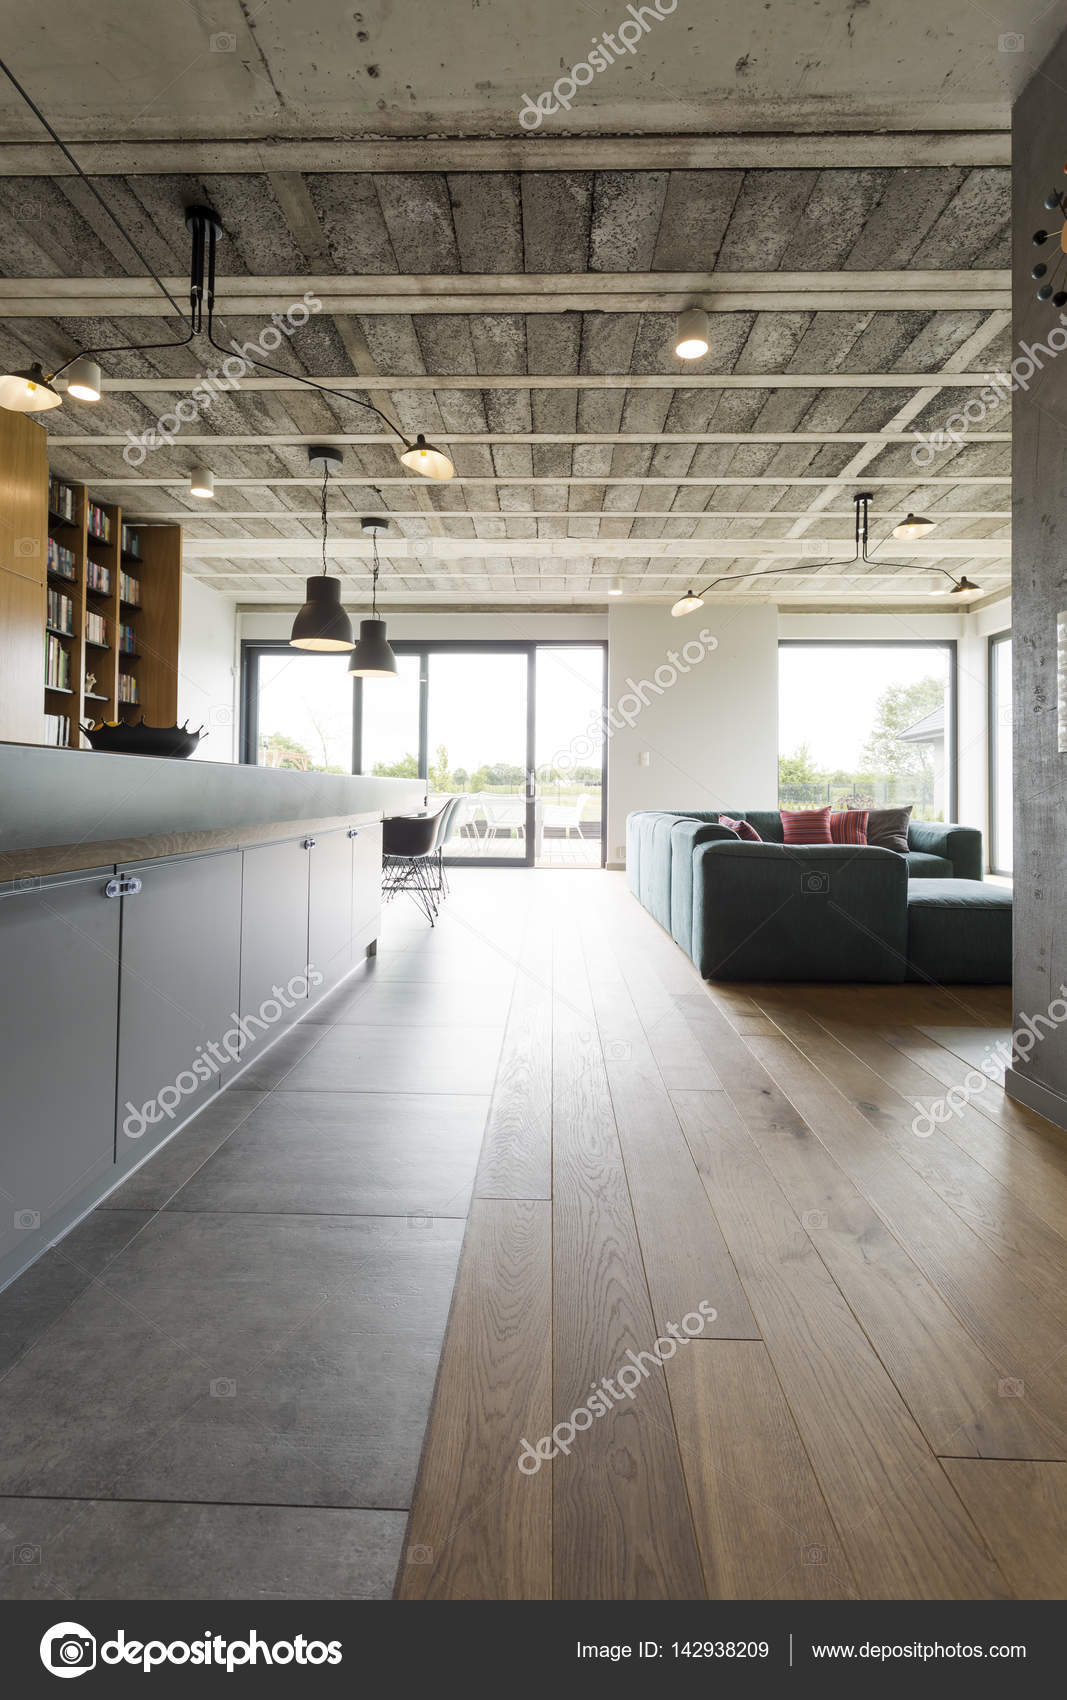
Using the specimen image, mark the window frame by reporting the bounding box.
[987,628,1013,877]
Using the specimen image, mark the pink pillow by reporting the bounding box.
[720,814,761,841]
[780,806,833,845]
[831,809,868,845]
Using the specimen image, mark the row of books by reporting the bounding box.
[46,588,74,635]
[43,713,70,747]
[119,623,137,654]
[120,524,141,559]
[86,559,111,594]
[45,633,72,690]
[47,537,77,580]
[87,501,111,543]
[119,569,141,605]
[118,673,139,704]
[48,476,77,523]
[85,610,109,647]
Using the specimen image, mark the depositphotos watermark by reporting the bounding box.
[39,1621,341,1677]
[121,967,324,1139]
[911,315,1067,466]
[910,985,1067,1138]
[519,1,679,130]
[549,627,718,778]
[518,1299,718,1473]
[122,291,322,465]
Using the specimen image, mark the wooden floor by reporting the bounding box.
[396,870,1067,1601]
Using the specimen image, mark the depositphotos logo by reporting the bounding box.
[40,1622,342,1676]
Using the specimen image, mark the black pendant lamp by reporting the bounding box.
[289,447,355,652]
[349,518,398,678]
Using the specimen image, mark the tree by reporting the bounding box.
[778,743,823,787]
[260,731,311,770]
[372,752,419,778]
[861,677,945,779]
[428,744,453,792]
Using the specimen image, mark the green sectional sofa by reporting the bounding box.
[626,808,1004,983]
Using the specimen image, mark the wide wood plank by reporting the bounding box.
[396,1198,552,1600]
[551,929,706,1599]
[672,1087,1010,1597]
[676,992,1066,1461]
[666,1341,858,1599]
[941,1461,1067,1599]
[474,928,552,1200]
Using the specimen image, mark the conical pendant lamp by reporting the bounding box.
[349,518,398,678]
[290,447,355,652]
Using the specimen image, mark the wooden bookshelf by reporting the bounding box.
[0,411,48,744]
[42,478,183,748]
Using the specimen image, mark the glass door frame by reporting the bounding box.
[241,637,609,869]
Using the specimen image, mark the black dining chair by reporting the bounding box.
[382,801,451,924]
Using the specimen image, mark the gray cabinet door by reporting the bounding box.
[307,827,353,996]
[239,837,311,1049]
[115,850,242,1163]
[351,822,383,961]
[0,868,119,1269]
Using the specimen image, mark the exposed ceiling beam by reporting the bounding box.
[0,134,1012,176]
[110,508,1014,523]
[1,270,1010,316]
[50,430,1011,449]
[84,474,1011,492]
[90,373,1010,394]
[181,535,1010,559]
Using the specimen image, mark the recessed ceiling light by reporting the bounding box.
[607,577,623,596]
[674,308,710,361]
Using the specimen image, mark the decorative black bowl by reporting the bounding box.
[81,719,206,759]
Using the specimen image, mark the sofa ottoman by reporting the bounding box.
[906,879,1012,984]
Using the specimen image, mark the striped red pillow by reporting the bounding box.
[780,806,833,845]
[831,809,868,845]
[719,814,762,841]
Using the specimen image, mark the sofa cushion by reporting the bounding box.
[781,806,833,845]
[669,818,739,956]
[744,811,785,843]
[906,878,1011,984]
[831,809,868,844]
[906,850,954,878]
[720,814,761,841]
[866,805,913,854]
[691,840,908,982]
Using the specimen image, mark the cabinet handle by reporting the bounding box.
[104,875,143,898]
[303,837,317,850]
[347,828,359,839]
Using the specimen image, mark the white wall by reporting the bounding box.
[605,601,779,862]
[178,576,239,761]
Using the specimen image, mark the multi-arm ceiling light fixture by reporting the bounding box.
[669,493,980,614]
[0,60,454,484]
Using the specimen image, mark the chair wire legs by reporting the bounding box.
[382,852,442,924]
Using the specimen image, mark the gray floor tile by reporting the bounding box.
[234,1022,331,1090]
[168,1091,488,1218]
[0,1212,464,1508]
[99,1091,267,1212]
[0,1212,151,1376]
[281,1024,504,1095]
[0,1498,406,1599]
[322,979,510,1028]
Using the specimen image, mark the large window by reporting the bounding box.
[242,639,607,868]
[778,641,957,822]
[989,631,1013,875]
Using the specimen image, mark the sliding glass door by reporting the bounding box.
[242,639,608,869]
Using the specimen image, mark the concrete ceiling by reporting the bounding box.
[0,0,1038,609]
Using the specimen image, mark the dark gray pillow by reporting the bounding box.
[862,805,913,854]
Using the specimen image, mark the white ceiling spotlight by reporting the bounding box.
[188,466,215,500]
[64,357,102,402]
[674,307,710,361]
[607,577,624,596]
